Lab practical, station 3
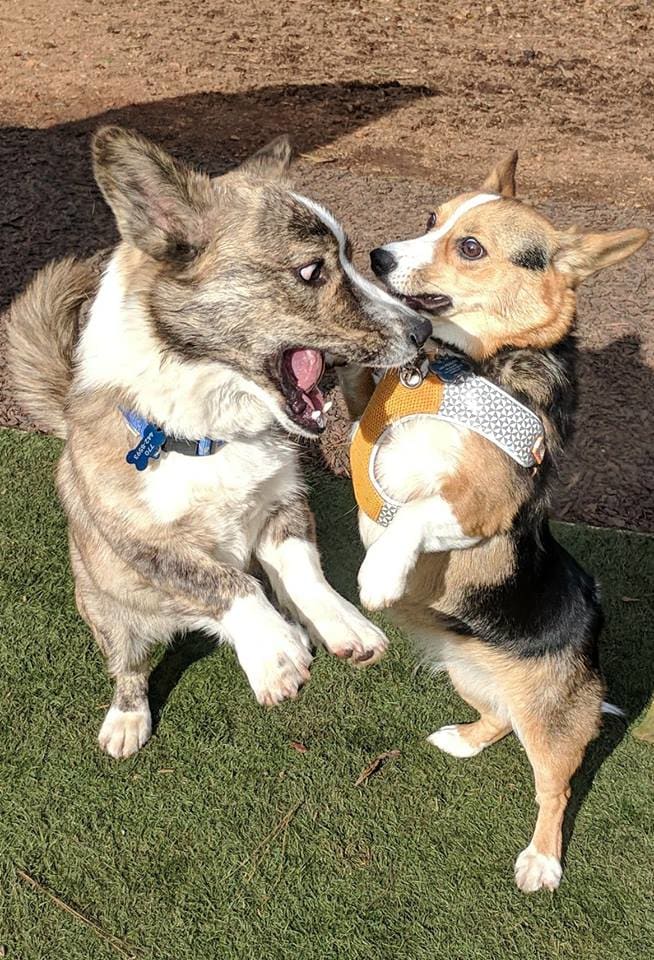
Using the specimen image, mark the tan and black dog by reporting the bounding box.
[8,126,430,759]
[347,154,648,891]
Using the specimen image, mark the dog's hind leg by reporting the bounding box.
[428,659,512,758]
[256,495,389,666]
[510,663,603,893]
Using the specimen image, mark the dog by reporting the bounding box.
[8,126,431,759]
[346,153,648,891]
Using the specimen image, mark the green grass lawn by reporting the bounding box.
[1,427,653,960]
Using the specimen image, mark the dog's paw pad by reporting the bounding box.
[427,724,485,758]
[98,705,152,759]
[514,845,562,893]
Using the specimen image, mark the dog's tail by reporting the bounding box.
[601,701,625,718]
[8,256,101,439]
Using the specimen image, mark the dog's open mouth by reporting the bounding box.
[394,292,453,314]
[279,348,330,433]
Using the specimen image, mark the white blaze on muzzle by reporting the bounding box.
[382,192,502,274]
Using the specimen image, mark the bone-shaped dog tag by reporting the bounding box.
[126,423,166,471]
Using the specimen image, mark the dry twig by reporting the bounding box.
[17,869,141,959]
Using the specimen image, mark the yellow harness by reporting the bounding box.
[350,365,444,526]
[350,356,545,527]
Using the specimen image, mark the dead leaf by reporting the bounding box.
[289,741,308,753]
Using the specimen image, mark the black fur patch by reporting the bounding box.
[511,245,548,271]
[450,512,603,663]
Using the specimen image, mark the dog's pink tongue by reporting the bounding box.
[289,348,324,391]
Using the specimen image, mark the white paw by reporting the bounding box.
[241,622,313,707]
[514,844,562,893]
[98,705,152,759]
[305,592,389,666]
[357,548,409,611]
[427,724,485,758]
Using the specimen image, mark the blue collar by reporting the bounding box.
[120,408,226,471]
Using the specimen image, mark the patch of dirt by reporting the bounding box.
[1,0,652,531]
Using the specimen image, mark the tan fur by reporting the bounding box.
[358,154,648,890]
[7,253,105,436]
[440,433,530,538]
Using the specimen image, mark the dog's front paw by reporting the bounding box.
[241,623,313,707]
[98,704,152,759]
[357,547,409,611]
[307,593,389,666]
[514,844,562,893]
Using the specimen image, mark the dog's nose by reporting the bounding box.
[409,315,433,348]
[370,247,397,277]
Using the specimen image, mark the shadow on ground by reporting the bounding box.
[0,80,432,310]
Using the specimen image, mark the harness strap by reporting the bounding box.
[350,369,444,526]
[350,360,545,527]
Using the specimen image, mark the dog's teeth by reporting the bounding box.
[310,410,325,428]
[323,400,333,413]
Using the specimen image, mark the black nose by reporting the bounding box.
[370,247,397,277]
[409,315,433,348]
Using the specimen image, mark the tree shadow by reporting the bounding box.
[0,80,432,310]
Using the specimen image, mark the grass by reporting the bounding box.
[1,426,653,960]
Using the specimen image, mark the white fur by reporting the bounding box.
[380,193,500,287]
[76,254,321,442]
[514,844,562,893]
[427,725,485,758]
[206,594,313,706]
[75,253,310,559]
[357,416,480,610]
[77,250,383,704]
[257,536,388,663]
[98,704,152,759]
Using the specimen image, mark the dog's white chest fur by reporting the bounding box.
[142,436,299,564]
[359,415,464,549]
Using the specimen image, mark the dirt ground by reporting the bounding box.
[1,0,652,531]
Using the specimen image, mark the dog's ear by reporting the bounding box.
[238,135,293,179]
[481,151,518,198]
[92,125,215,261]
[554,226,649,284]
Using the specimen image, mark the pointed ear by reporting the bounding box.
[554,227,649,283]
[238,135,293,179]
[481,151,519,198]
[92,125,215,261]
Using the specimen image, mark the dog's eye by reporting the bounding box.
[297,260,324,285]
[458,237,486,260]
[426,212,438,232]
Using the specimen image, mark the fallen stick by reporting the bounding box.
[16,869,141,959]
[355,750,401,787]
[239,799,304,880]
